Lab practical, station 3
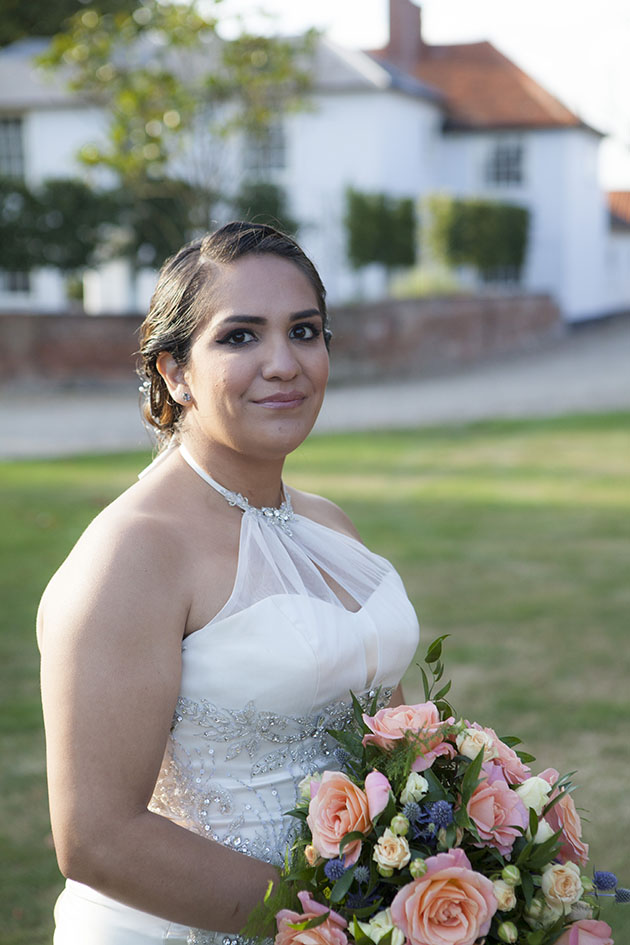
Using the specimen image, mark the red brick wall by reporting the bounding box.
[0,293,563,388]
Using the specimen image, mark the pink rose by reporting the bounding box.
[362,702,455,772]
[391,848,498,945]
[306,771,371,865]
[466,722,530,785]
[555,919,614,944]
[276,890,348,945]
[466,774,528,857]
[364,770,392,820]
[540,768,589,866]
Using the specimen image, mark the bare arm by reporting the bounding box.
[388,683,406,707]
[39,509,276,933]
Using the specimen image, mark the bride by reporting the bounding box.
[38,222,420,944]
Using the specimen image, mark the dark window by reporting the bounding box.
[0,116,25,178]
[243,122,286,177]
[486,139,524,185]
[0,270,30,292]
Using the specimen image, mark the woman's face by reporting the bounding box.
[180,252,329,461]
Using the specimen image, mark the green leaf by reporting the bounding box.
[433,680,452,701]
[521,870,534,907]
[425,635,449,664]
[351,691,368,729]
[516,750,537,764]
[288,912,330,932]
[499,736,522,748]
[459,748,484,807]
[339,830,366,856]
[284,807,308,821]
[420,667,431,701]
[351,917,374,945]
[422,766,450,800]
[528,806,539,839]
[329,865,356,903]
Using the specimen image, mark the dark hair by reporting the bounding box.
[138,221,329,445]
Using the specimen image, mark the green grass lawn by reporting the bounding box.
[1,413,628,943]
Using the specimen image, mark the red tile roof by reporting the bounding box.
[371,39,598,133]
[608,191,630,226]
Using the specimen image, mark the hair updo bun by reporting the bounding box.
[137,221,329,450]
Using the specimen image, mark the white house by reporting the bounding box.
[0,0,628,321]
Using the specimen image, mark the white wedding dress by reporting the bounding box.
[53,446,420,944]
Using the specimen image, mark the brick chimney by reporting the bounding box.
[387,0,423,72]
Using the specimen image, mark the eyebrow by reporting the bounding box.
[220,309,323,325]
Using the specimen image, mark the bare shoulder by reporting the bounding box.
[38,476,193,644]
[289,487,362,542]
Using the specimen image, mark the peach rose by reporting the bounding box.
[539,768,589,866]
[542,862,583,913]
[467,774,528,857]
[362,702,455,772]
[467,722,530,784]
[373,828,411,871]
[555,919,614,945]
[276,890,348,945]
[391,848,497,945]
[364,770,392,820]
[306,771,371,865]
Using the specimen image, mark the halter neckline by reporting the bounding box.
[179,444,295,534]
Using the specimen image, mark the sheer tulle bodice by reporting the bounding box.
[53,447,420,944]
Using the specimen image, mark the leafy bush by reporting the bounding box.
[345,188,416,272]
[426,195,529,278]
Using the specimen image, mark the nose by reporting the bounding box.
[261,335,300,380]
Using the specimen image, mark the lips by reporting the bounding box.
[254,391,306,407]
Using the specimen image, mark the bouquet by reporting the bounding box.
[249,637,627,945]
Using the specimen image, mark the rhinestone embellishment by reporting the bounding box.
[224,488,294,536]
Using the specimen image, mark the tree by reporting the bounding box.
[232,181,298,236]
[37,1,315,264]
[345,188,416,274]
[0,177,119,273]
[0,0,135,48]
[426,195,529,280]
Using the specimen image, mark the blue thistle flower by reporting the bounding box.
[402,802,422,823]
[347,890,379,909]
[354,865,370,885]
[615,888,630,904]
[324,858,347,881]
[427,800,454,829]
[410,807,438,843]
[333,747,350,767]
[594,871,618,891]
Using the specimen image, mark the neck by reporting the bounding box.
[180,434,287,508]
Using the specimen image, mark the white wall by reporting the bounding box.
[605,231,630,312]
[24,105,108,185]
[284,89,442,303]
[435,127,614,320]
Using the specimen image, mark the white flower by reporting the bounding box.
[400,772,429,805]
[298,774,320,802]
[372,828,411,870]
[542,862,583,914]
[358,908,405,945]
[527,817,556,844]
[514,776,553,816]
[493,879,517,912]
[456,727,498,762]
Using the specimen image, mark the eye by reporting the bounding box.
[290,322,321,341]
[218,328,256,346]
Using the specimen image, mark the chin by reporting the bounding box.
[242,420,316,460]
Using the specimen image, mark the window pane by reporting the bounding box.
[0,117,25,178]
[486,139,523,185]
